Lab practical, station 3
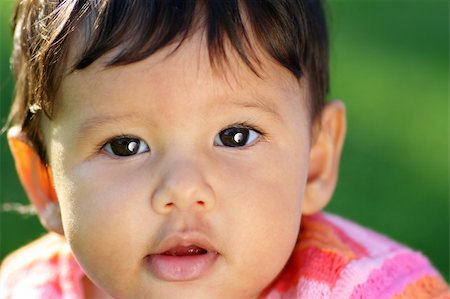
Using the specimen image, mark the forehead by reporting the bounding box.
[59,29,308,120]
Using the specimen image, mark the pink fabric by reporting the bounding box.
[0,234,84,299]
[349,251,440,299]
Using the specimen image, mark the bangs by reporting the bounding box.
[73,0,315,78]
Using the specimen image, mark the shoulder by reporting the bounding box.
[1,233,68,272]
[318,213,449,298]
[262,212,450,299]
[0,233,84,299]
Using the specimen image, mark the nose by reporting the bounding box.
[151,159,216,214]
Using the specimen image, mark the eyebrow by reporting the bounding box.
[227,96,282,121]
[77,113,155,136]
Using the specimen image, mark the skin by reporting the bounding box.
[8,30,346,298]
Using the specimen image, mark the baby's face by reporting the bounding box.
[43,33,312,298]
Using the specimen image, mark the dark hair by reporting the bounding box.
[9,0,329,163]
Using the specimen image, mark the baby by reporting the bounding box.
[1,0,449,298]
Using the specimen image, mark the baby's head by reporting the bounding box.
[7,0,346,298]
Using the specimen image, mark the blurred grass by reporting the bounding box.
[0,0,448,281]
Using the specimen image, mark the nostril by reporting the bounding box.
[196,200,205,206]
[165,203,174,207]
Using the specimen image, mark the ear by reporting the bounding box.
[302,101,347,215]
[7,126,64,235]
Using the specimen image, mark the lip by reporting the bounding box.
[145,233,219,281]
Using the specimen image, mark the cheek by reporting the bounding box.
[215,143,308,290]
[56,161,138,233]
[52,159,154,293]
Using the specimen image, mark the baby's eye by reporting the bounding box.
[214,126,261,148]
[102,136,149,157]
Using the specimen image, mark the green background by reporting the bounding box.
[1,0,448,281]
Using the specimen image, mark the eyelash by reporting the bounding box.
[221,121,266,140]
[97,134,147,157]
[232,121,265,135]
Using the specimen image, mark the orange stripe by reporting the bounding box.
[298,214,358,261]
[392,275,450,299]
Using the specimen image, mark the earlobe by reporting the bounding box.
[7,127,64,235]
[303,101,347,215]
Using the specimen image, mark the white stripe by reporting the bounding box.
[297,278,331,299]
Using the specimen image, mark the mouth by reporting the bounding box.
[161,245,209,256]
[146,238,219,281]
